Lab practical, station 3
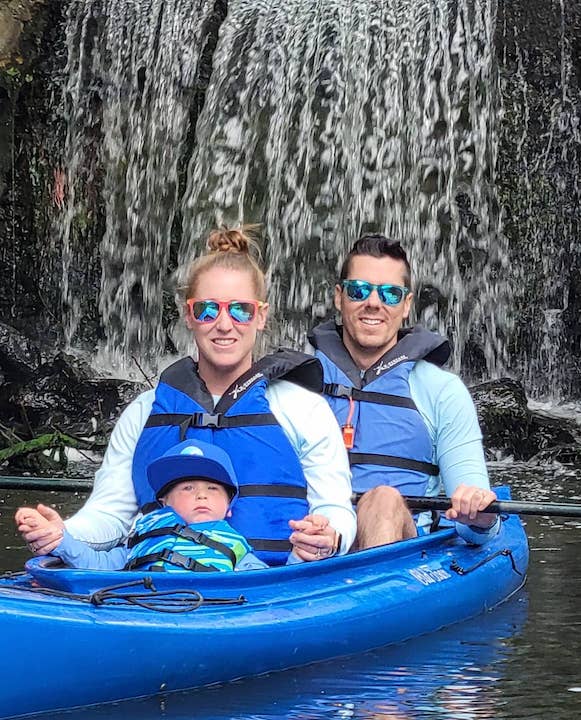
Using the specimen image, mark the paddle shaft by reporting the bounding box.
[0,477,92,493]
[404,495,581,518]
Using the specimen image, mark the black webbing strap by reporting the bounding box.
[144,412,279,442]
[124,548,221,572]
[323,383,417,410]
[349,452,440,476]
[126,524,237,567]
[246,538,293,553]
[145,412,278,429]
[237,484,308,500]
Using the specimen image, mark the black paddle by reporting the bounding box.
[404,495,581,518]
[0,476,92,492]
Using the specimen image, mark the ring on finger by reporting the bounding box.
[315,548,321,558]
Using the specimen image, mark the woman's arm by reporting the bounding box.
[63,390,156,549]
[267,381,357,556]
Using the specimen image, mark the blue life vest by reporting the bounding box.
[308,321,450,496]
[132,349,322,566]
[125,508,252,572]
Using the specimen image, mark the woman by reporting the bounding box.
[16,227,356,565]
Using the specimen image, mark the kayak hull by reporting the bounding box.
[0,507,528,719]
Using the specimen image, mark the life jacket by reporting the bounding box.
[308,321,450,496]
[125,508,251,572]
[132,349,322,566]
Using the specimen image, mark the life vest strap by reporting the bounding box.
[127,523,238,567]
[144,412,279,441]
[323,383,417,410]
[124,548,221,572]
[238,484,308,499]
[349,452,440,476]
[145,412,278,429]
[247,538,293,553]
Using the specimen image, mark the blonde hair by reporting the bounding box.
[184,225,266,300]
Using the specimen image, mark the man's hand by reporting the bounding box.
[445,484,498,528]
[15,504,65,555]
[289,513,339,562]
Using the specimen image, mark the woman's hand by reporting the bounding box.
[15,504,65,555]
[445,484,498,528]
[289,513,339,562]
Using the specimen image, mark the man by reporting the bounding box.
[309,234,499,548]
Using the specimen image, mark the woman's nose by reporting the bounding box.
[215,307,234,330]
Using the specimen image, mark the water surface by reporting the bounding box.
[1,463,580,719]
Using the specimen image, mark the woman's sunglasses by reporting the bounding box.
[186,298,265,324]
[341,280,410,306]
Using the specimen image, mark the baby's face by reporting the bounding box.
[162,479,231,524]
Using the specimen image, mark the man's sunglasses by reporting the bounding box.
[341,280,410,306]
[186,299,265,324]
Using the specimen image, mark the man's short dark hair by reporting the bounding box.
[339,234,411,288]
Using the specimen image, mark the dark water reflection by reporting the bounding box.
[1,462,580,719]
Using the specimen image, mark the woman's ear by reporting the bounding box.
[256,302,269,331]
[184,304,195,330]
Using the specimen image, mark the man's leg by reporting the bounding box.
[355,485,417,549]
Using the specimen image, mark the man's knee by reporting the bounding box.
[357,485,406,515]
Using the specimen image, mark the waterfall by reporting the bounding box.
[51,0,580,398]
[58,0,216,366]
[179,0,506,378]
[497,0,581,400]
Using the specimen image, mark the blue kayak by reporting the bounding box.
[0,493,528,719]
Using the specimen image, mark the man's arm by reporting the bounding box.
[413,365,500,544]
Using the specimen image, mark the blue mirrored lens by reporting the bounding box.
[344,281,372,301]
[229,302,255,323]
[343,280,406,306]
[377,285,404,305]
[193,301,220,322]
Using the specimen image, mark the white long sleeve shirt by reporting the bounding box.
[65,380,357,553]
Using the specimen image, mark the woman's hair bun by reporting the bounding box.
[207,225,260,256]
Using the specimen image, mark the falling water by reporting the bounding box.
[497,0,581,400]
[53,0,579,397]
[180,0,507,377]
[58,0,216,364]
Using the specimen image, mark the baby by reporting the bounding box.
[16,439,266,572]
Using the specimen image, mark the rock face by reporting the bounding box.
[0,324,146,474]
[0,1,46,65]
[471,378,581,463]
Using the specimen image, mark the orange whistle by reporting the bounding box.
[342,424,354,450]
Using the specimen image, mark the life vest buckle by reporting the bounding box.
[324,383,353,399]
[191,412,224,428]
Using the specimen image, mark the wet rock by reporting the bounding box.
[0,1,46,66]
[0,321,42,379]
[470,377,581,461]
[529,444,581,466]
[471,378,532,459]
[0,351,146,440]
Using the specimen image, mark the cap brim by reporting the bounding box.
[147,455,235,499]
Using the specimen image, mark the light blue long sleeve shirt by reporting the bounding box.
[409,360,500,544]
[52,530,268,571]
